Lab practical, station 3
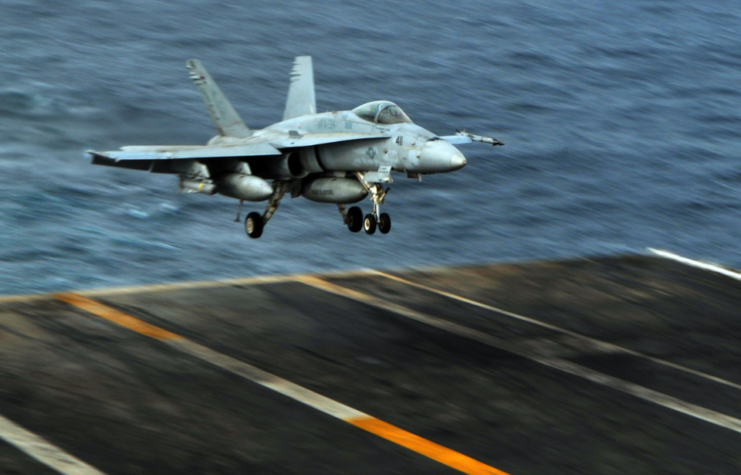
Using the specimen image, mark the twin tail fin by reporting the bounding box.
[185,59,252,138]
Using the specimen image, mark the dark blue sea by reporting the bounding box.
[2,0,741,295]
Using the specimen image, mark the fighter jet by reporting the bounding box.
[89,57,503,238]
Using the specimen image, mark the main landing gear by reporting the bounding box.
[339,204,363,233]
[238,176,392,239]
[240,181,289,239]
[245,211,263,238]
[338,179,392,236]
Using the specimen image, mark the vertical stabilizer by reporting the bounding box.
[283,56,316,121]
[186,59,252,138]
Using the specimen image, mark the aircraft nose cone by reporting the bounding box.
[417,140,466,173]
[450,153,467,170]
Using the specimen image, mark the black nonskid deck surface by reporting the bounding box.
[1,255,740,474]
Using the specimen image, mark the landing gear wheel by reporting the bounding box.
[378,213,391,234]
[245,212,264,239]
[347,206,363,233]
[363,214,376,235]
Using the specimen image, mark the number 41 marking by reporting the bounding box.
[395,136,403,146]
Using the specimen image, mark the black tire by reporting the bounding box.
[363,214,376,235]
[245,212,264,239]
[378,213,391,234]
[347,206,363,233]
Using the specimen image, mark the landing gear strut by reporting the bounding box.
[242,181,290,239]
[235,199,244,222]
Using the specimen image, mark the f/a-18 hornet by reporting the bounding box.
[89,57,503,238]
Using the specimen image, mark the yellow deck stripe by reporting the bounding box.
[54,293,508,475]
[0,269,377,302]
[0,294,49,304]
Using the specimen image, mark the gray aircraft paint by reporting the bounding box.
[89,56,502,237]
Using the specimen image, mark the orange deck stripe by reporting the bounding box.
[54,293,181,340]
[348,417,509,475]
[54,292,510,475]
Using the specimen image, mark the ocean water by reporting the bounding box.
[1,0,741,295]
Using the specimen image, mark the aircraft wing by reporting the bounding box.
[268,132,391,148]
[88,142,282,161]
[89,132,389,166]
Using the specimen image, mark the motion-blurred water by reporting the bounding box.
[1,0,740,295]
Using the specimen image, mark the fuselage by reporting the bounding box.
[88,58,498,238]
[207,109,467,179]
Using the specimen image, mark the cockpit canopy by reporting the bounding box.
[352,101,412,125]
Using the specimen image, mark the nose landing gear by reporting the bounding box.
[339,173,393,236]
[363,214,376,234]
[378,213,391,234]
[363,180,391,235]
[361,212,390,234]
